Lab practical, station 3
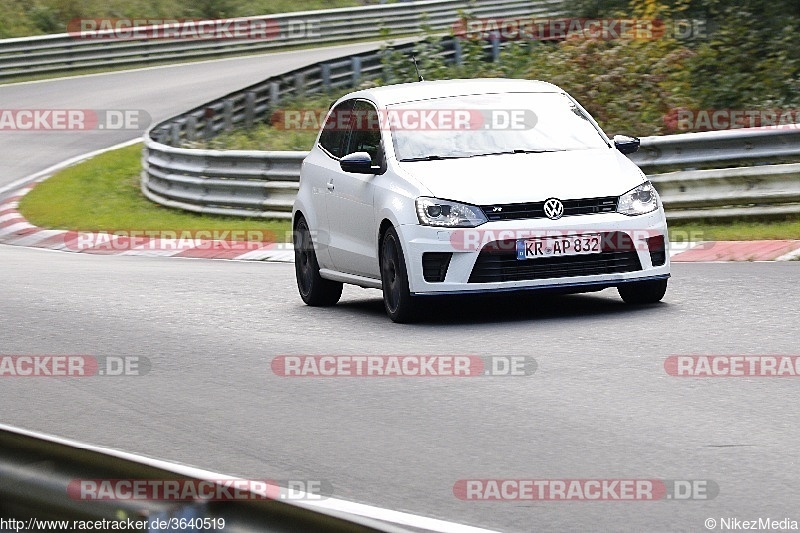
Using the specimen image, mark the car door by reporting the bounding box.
[325,99,382,278]
[302,99,354,269]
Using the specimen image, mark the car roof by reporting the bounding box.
[339,78,564,107]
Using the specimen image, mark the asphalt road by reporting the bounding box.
[1,245,798,532]
[0,42,383,189]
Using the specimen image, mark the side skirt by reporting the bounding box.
[319,269,383,289]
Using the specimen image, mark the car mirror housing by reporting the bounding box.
[340,151,383,174]
[613,134,640,155]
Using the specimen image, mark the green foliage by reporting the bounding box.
[521,38,697,135]
[568,0,800,109]
[686,4,800,107]
[377,10,697,135]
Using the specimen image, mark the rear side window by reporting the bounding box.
[318,100,354,158]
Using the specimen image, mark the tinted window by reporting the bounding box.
[345,100,382,164]
[318,99,354,158]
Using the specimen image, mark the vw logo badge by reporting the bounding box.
[543,198,564,220]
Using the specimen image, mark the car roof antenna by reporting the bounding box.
[412,55,424,82]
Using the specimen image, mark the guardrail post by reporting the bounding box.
[204,107,215,141]
[321,63,331,91]
[185,116,197,142]
[244,91,256,128]
[170,123,181,146]
[351,56,362,87]
[294,72,305,97]
[270,82,280,107]
[223,100,234,131]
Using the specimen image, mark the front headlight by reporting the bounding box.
[618,181,658,216]
[416,197,488,227]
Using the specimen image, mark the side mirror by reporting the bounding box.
[613,134,640,155]
[340,152,379,174]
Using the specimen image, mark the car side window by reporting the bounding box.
[345,100,382,164]
[318,99,354,158]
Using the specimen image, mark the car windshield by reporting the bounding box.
[390,91,609,161]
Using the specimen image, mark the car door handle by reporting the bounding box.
[326,179,334,191]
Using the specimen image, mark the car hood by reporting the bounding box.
[396,148,645,205]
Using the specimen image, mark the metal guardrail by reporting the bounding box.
[140,0,566,219]
[142,130,800,221]
[650,162,800,220]
[134,0,799,221]
[143,90,800,221]
[0,0,562,80]
[140,39,410,218]
[0,423,408,531]
[631,126,800,168]
[142,145,305,218]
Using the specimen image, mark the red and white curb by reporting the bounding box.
[3,185,800,263]
[0,187,294,262]
[669,239,800,262]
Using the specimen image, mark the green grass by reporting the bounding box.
[18,143,292,241]
[669,219,800,242]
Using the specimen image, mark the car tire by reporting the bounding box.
[294,217,343,306]
[618,278,668,305]
[380,227,418,323]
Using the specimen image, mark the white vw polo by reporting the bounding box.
[292,79,670,322]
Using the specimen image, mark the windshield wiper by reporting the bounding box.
[400,150,563,162]
[474,149,564,157]
[399,154,471,162]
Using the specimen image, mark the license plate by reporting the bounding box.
[516,234,602,260]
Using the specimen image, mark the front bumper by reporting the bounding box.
[397,210,670,295]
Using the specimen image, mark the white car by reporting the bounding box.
[292,78,669,322]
